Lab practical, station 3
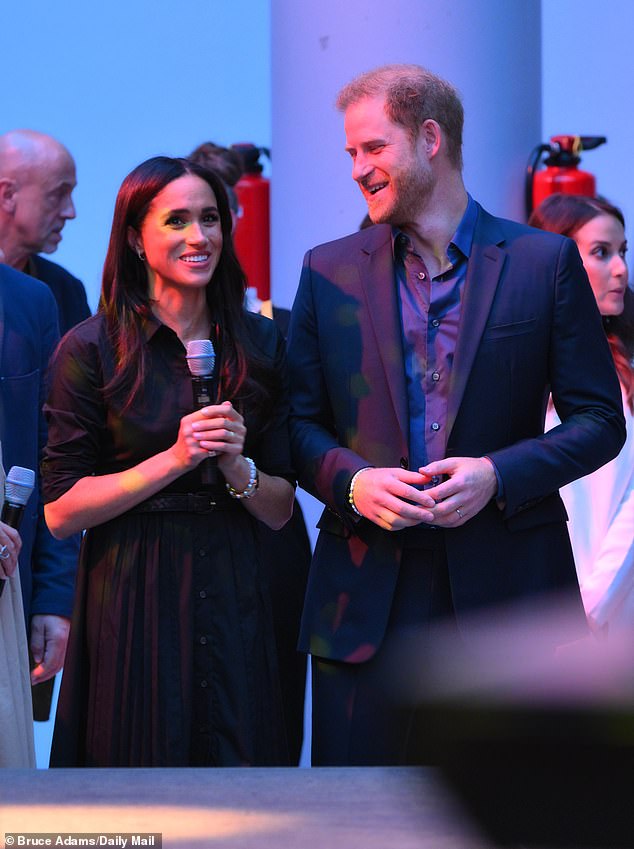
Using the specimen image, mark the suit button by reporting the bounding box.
[400,457,409,469]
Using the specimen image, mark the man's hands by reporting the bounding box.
[421,456,498,527]
[30,614,71,685]
[350,468,436,530]
[350,456,498,531]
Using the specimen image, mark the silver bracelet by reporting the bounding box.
[226,456,259,499]
[348,467,373,517]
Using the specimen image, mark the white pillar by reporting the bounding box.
[271,0,542,309]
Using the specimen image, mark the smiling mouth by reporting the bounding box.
[364,182,388,196]
[181,254,210,264]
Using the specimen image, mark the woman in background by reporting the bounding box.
[530,194,634,633]
[44,156,294,766]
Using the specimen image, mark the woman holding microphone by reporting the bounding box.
[44,157,294,767]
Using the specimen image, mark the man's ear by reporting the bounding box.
[0,178,18,214]
[420,119,442,160]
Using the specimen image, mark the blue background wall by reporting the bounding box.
[3,0,272,307]
[5,1,632,310]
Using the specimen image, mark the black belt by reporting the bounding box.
[131,492,239,514]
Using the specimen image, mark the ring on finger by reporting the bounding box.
[0,544,10,560]
[455,507,464,520]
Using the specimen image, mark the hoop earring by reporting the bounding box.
[137,248,146,262]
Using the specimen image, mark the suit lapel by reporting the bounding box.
[447,207,507,438]
[357,227,409,442]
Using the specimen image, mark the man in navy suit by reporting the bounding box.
[0,260,77,692]
[287,64,626,765]
[0,130,90,336]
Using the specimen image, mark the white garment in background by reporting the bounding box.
[546,387,634,632]
[0,444,35,767]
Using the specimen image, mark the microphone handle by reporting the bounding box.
[191,375,218,487]
[0,502,25,598]
[1,502,25,529]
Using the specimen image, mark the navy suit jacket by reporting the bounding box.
[288,203,626,662]
[0,263,78,622]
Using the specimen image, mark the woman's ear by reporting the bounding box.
[127,226,144,259]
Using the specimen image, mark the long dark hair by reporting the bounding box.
[529,193,633,412]
[99,156,274,413]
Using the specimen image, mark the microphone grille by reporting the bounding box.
[5,466,35,507]
[186,339,215,377]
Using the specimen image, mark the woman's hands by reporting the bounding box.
[179,400,245,459]
[191,401,246,462]
[0,520,21,579]
[173,401,247,479]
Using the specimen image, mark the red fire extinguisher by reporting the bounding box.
[525,135,606,218]
[230,143,271,303]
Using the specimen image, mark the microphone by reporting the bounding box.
[186,339,218,487]
[0,465,35,597]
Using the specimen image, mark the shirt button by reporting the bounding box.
[417,271,426,280]
[431,319,440,327]
[431,422,440,431]
[198,549,207,557]
[199,636,207,645]
[200,679,208,688]
[432,372,440,382]
[199,590,207,599]
[431,475,441,484]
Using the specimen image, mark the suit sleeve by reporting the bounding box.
[29,289,79,619]
[288,250,368,521]
[490,237,626,516]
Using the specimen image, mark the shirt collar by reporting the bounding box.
[140,309,165,343]
[450,192,477,260]
[391,193,478,262]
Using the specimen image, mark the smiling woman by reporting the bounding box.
[530,193,634,635]
[129,174,224,301]
[41,156,295,767]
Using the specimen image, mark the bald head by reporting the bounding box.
[0,129,77,269]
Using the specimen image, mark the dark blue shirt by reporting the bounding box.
[394,194,478,478]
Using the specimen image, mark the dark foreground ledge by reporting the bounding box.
[0,766,488,849]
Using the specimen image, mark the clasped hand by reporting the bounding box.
[351,456,498,531]
[174,401,246,472]
[0,520,21,579]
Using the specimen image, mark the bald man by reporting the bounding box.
[0,130,90,335]
[0,132,85,721]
